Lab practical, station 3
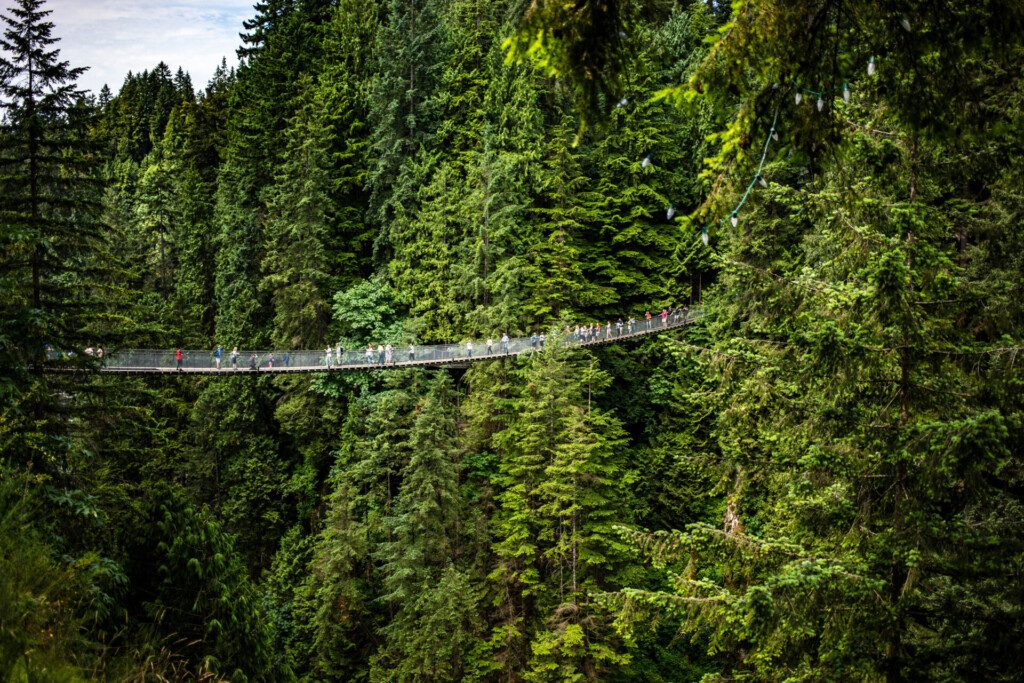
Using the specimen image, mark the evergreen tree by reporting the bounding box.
[528,114,608,320]
[163,98,219,340]
[598,4,1024,680]
[372,372,481,681]
[187,378,293,572]
[123,484,287,680]
[367,0,445,258]
[314,0,380,283]
[261,76,337,348]
[488,342,631,681]
[2,1,1020,680]
[134,157,178,296]
[0,0,103,467]
[458,38,546,334]
[214,0,331,344]
[306,372,428,680]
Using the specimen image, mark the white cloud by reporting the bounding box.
[0,0,255,94]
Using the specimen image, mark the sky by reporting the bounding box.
[0,0,255,95]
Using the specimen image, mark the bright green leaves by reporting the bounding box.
[483,342,633,679]
[503,0,632,129]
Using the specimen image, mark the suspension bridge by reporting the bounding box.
[65,310,697,375]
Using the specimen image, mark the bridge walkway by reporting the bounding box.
[89,312,697,375]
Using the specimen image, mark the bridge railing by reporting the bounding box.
[98,310,698,372]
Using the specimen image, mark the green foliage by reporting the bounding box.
[123,484,287,680]
[261,76,338,348]
[371,373,482,681]
[503,0,631,126]
[0,0,106,469]
[0,471,86,680]
[484,341,633,680]
[368,0,446,254]
[4,0,1023,680]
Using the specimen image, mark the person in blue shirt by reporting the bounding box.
[214,345,223,370]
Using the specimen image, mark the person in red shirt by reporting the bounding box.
[645,310,652,329]
[661,308,669,326]
[175,348,183,371]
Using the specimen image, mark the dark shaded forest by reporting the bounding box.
[2,0,1023,680]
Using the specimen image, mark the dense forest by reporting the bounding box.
[2,0,1023,680]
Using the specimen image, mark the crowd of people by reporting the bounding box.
[160,305,691,371]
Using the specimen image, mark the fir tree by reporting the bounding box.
[528,114,608,320]
[314,0,380,283]
[261,76,336,348]
[488,342,632,680]
[458,40,546,334]
[367,0,445,258]
[0,0,103,467]
[372,373,481,681]
[123,484,287,680]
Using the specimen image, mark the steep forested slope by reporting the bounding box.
[1,0,1022,680]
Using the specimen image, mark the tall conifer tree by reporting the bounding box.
[0,0,102,466]
[261,76,336,348]
[372,372,480,680]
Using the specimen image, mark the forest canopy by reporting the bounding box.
[1,0,1023,680]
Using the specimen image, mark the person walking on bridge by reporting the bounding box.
[606,321,612,339]
[616,319,623,336]
[487,337,493,355]
[325,346,333,369]
[249,352,258,371]
[466,340,474,358]
[365,344,374,366]
[645,310,652,329]
[214,345,222,369]
[337,343,344,366]
[175,348,183,371]
[231,346,239,370]
[501,333,509,354]
[377,344,385,366]
[408,343,416,362]
[267,352,274,369]
[385,344,394,365]
[661,308,669,326]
